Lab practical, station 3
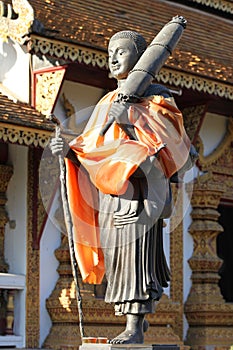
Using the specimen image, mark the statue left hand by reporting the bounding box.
[108,102,137,140]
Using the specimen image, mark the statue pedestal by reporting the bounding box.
[80,344,180,350]
[80,345,152,350]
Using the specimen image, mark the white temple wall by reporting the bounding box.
[39,198,61,346]
[0,39,30,103]
[5,144,28,346]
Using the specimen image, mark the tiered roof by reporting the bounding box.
[0,0,232,138]
[28,0,233,84]
[0,93,54,131]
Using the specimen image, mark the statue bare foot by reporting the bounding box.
[108,313,146,344]
[109,329,144,344]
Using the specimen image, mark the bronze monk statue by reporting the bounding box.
[50,16,197,344]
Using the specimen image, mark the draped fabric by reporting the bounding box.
[64,89,190,286]
[98,168,170,315]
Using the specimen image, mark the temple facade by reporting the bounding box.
[0,0,232,349]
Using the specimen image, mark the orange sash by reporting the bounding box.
[65,90,190,284]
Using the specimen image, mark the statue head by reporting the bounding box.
[108,30,147,80]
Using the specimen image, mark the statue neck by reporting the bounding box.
[117,79,127,88]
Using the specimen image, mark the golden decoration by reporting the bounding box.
[0,123,51,148]
[31,36,233,101]
[32,36,108,69]
[34,68,66,116]
[62,93,75,118]
[169,184,185,339]
[157,69,233,100]
[188,0,233,14]
[26,148,40,347]
[182,105,206,142]
[184,174,233,349]
[0,0,34,44]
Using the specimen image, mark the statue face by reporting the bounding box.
[108,38,139,80]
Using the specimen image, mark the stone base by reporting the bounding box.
[80,345,152,350]
[80,344,180,350]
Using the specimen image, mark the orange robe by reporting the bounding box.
[64,90,191,284]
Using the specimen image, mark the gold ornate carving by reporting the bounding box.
[157,68,233,100]
[0,0,34,44]
[169,184,184,339]
[31,36,233,101]
[0,123,51,148]
[182,105,206,142]
[188,0,233,14]
[32,36,108,69]
[34,68,66,115]
[62,93,75,118]
[184,174,233,349]
[26,148,40,347]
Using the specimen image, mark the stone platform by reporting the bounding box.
[80,345,152,350]
[80,344,179,350]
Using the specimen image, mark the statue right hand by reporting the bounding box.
[50,136,69,157]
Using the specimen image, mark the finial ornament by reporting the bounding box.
[170,15,187,28]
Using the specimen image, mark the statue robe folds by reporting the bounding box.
[64,89,191,289]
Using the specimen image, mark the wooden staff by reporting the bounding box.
[49,115,85,340]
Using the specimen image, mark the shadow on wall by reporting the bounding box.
[0,39,17,82]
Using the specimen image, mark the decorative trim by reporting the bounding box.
[31,36,108,69]
[33,67,66,115]
[31,36,233,101]
[0,0,34,44]
[26,148,40,347]
[169,184,184,339]
[0,123,52,148]
[188,0,233,14]
[184,174,233,349]
[157,69,233,100]
[182,104,207,143]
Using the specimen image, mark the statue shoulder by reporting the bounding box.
[144,84,172,98]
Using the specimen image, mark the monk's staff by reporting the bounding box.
[49,115,85,339]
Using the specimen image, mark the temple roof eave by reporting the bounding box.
[0,93,55,148]
[31,35,233,102]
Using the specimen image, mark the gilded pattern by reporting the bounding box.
[34,68,66,116]
[0,123,51,148]
[0,0,34,44]
[184,136,233,349]
[188,0,233,14]
[170,184,184,339]
[31,36,233,101]
[26,148,41,347]
[182,105,207,142]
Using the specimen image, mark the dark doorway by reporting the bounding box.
[217,205,233,302]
